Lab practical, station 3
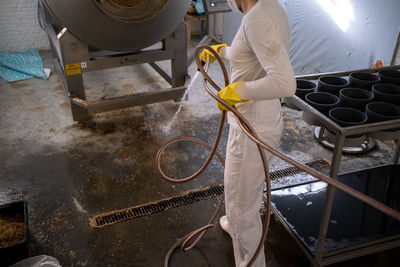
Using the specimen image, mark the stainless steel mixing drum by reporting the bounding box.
[42,0,188,52]
[39,0,190,121]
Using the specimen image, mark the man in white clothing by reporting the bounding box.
[201,0,295,266]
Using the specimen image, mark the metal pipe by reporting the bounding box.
[296,65,400,80]
[70,80,189,115]
[314,135,345,264]
[391,32,400,66]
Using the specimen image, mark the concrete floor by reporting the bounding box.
[0,41,399,266]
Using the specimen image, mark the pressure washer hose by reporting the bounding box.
[156,45,400,267]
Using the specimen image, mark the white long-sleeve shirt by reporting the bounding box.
[220,0,296,132]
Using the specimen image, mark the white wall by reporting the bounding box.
[222,10,243,46]
[396,40,400,65]
[223,0,400,75]
[0,0,49,52]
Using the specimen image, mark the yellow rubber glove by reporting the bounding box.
[187,6,196,14]
[217,82,247,112]
[200,44,227,64]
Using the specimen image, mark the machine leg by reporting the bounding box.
[66,74,91,122]
[393,134,400,165]
[313,135,346,266]
[58,31,91,122]
[317,127,325,143]
[166,22,188,88]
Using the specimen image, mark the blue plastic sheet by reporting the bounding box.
[0,49,47,83]
[191,0,205,14]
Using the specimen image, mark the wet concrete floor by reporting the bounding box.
[0,48,399,266]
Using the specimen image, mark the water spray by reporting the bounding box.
[163,71,202,132]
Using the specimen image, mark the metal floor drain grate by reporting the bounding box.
[269,159,329,180]
[90,159,329,228]
[90,185,224,228]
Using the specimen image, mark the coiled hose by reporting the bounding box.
[156,45,400,267]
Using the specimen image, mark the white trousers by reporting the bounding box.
[224,121,282,267]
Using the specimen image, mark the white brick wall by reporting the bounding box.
[0,0,50,52]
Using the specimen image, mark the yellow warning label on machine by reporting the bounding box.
[65,63,82,75]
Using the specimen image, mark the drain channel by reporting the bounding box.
[90,159,329,228]
[90,185,224,228]
[269,159,329,180]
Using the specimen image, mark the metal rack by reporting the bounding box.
[274,65,400,266]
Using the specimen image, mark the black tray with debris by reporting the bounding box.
[0,201,29,266]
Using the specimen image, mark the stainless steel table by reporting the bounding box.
[273,65,400,266]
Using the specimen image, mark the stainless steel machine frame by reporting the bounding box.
[187,0,231,65]
[278,65,400,266]
[39,3,188,122]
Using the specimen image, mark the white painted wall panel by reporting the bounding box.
[223,0,400,75]
[0,0,49,52]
